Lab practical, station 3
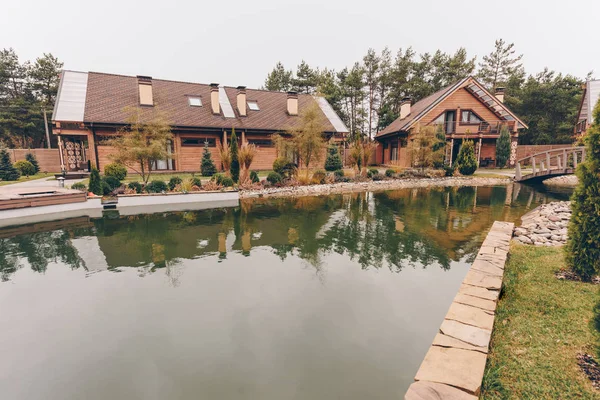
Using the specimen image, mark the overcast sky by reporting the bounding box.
[2,0,598,88]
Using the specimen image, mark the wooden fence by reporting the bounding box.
[8,149,62,172]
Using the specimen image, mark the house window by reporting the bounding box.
[461,110,482,124]
[248,139,272,147]
[391,143,399,161]
[181,138,215,147]
[151,141,174,171]
[188,97,202,107]
[247,101,260,111]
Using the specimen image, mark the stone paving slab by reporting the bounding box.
[405,381,478,400]
[459,284,499,301]
[414,347,487,395]
[432,333,488,353]
[462,269,503,290]
[439,319,492,348]
[454,293,497,312]
[471,259,505,277]
[446,302,495,330]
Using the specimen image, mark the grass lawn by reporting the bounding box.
[0,172,56,187]
[481,244,600,399]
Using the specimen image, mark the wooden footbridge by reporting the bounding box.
[515,146,585,183]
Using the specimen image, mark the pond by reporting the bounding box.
[0,184,569,400]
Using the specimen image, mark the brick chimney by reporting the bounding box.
[287,91,298,116]
[495,87,505,103]
[210,83,220,115]
[400,97,411,119]
[137,76,153,106]
[237,86,247,117]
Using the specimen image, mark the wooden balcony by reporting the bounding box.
[432,121,516,136]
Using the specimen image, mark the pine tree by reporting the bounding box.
[478,39,523,90]
[229,129,240,183]
[324,143,343,171]
[88,167,102,195]
[263,62,293,92]
[495,125,511,168]
[566,102,600,281]
[456,139,478,175]
[25,152,40,173]
[0,148,20,181]
[200,141,217,176]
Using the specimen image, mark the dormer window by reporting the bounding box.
[247,101,260,111]
[188,97,202,107]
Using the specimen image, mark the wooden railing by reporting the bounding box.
[515,146,585,181]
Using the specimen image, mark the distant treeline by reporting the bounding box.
[263,39,590,145]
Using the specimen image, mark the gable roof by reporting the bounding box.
[53,71,348,133]
[376,76,528,138]
[578,80,600,124]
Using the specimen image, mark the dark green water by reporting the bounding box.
[0,184,569,400]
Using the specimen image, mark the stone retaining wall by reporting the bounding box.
[405,221,514,399]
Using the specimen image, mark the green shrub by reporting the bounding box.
[101,180,112,195]
[311,169,326,184]
[566,102,600,281]
[25,153,40,173]
[14,160,36,176]
[250,170,259,183]
[273,157,297,179]
[324,143,343,171]
[168,176,183,191]
[71,182,87,191]
[335,176,351,183]
[372,174,385,181]
[267,172,282,185]
[367,168,379,178]
[0,149,20,181]
[190,177,202,187]
[102,176,121,191]
[146,180,168,193]
[212,173,225,185]
[230,130,240,183]
[127,181,143,194]
[444,164,456,177]
[221,176,234,187]
[104,163,127,180]
[385,169,395,178]
[496,125,511,168]
[456,140,478,176]
[201,141,217,176]
[88,167,102,195]
[334,169,344,178]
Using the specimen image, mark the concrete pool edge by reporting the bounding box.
[405,220,514,399]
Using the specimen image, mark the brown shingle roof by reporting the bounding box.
[375,78,468,137]
[82,72,345,132]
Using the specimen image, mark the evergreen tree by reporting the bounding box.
[324,142,343,171]
[495,125,511,168]
[292,60,318,94]
[25,152,40,173]
[263,62,293,92]
[0,148,20,181]
[478,39,523,90]
[200,140,217,176]
[229,129,240,183]
[566,102,600,281]
[88,167,102,195]
[456,139,478,175]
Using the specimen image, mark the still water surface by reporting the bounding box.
[0,184,568,399]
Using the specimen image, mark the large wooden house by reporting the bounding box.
[374,76,528,168]
[51,71,348,172]
[575,79,600,137]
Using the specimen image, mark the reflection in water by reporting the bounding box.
[1,184,565,283]
[0,184,568,400]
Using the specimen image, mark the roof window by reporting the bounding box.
[188,97,202,107]
[247,101,260,111]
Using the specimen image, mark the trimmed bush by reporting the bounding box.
[146,180,168,193]
[273,157,297,179]
[385,169,395,178]
[190,177,202,187]
[14,160,36,176]
[201,141,217,176]
[0,149,20,181]
[102,176,121,191]
[127,181,143,194]
[25,153,40,174]
[266,172,282,185]
[71,182,87,191]
[495,125,511,168]
[311,169,326,184]
[566,102,600,281]
[221,176,234,187]
[334,169,344,178]
[443,164,456,177]
[366,168,379,178]
[456,140,478,176]
[104,163,127,181]
[324,143,343,171]
[230,130,240,183]
[88,167,103,196]
[250,170,259,183]
[335,176,351,183]
[212,173,225,185]
[372,174,385,181]
[168,176,183,191]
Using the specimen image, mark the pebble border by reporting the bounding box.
[405,221,514,399]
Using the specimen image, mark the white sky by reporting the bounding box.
[2,0,598,88]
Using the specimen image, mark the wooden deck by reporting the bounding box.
[0,187,87,211]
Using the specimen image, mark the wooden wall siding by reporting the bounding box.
[421,88,502,133]
[480,141,496,161]
[9,149,62,172]
[178,144,222,172]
